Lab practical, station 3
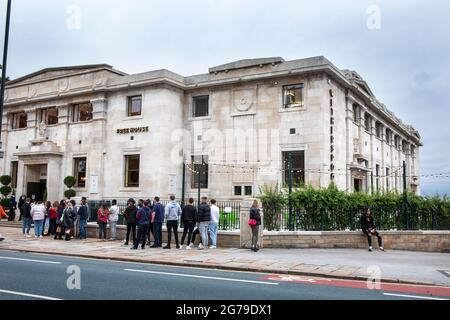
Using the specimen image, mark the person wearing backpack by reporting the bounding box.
[132,200,150,250]
[108,200,120,241]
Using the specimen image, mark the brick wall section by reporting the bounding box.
[83,224,450,253]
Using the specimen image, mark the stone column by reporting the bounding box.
[47,157,62,201]
[240,199,264,249]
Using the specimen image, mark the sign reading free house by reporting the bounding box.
[116,126,149,134]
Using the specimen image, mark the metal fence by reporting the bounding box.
[266,205,450,231]
[87,199,240,231]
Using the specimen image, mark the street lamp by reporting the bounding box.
[0,0,12,159]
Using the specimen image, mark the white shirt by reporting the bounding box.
[210,205,220,224]
[109,205,120,222]
[31,204,46,221]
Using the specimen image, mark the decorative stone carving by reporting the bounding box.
[38,121,47,138]
[59,78,69,92]
[233,89,255,112]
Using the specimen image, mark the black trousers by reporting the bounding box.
[166,220,179,247]
[147,222,156,244]
[153,222,162,246]
[8,210,15,221]
[48,219,57,236]
[364,230,383,247]
[134,224,148,249]
[191,227,200,244]
[19,208,23,221]
[181,221,195,246]
[126,223,136,244]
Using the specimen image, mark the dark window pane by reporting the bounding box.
[191,155,208,189]
[74,158,87,188]
[12,112,27,129]
[283,151,305,186]
[11,161,18,189]
[244,186,253,196]
[128,96,142,116]
[125,155,140,187]
[193,96,209,117]
[73,103,93,122]
[234,186,242,196]
[283,84,304,108]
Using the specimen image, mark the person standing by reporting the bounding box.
[151,197,164,248]
[108,200,120,241]
[61,202,77,241]
[249,200,262,252]
[361,208,384,252]
[209,199,220,249]
[123,199,137,245]
[97,203,109,241]
[18,195,26,221]
[8,195,17,221]
[197,197,211,250]
[132,200,150,250]
[164,195,181,249]
[180,198,197,250]
[42,201,51,236]
[77,198,89,240]
[22,198,32,238]
[47,201,58,237]
[55,200,66,240]
[31,200,46,239]
[146,199,156,246]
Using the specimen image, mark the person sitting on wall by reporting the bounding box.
[361,207,384,252]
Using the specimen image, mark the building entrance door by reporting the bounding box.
[27,182,47,201]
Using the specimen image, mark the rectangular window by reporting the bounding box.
[364,114,371,131]
[375,164,380,191]
[40,107,59,125]
[192,96,209,118]
[244,186,253,196]
[353,105,359,123]
[191,155,209,189]
[283,84,304,108]
[124,155,140,188]
[282,151,305,186]
[375,122,382,139]
[127,96,142,117]
[74,158,87,188]
[11,161,18,189]
[386,129,392,144]
[234,186,242,196]
[72,103,93,122]
[11,112,27,129]
[386,168,390,190]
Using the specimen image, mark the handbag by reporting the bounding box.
[248,219,257,226]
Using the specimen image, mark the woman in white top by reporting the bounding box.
[108,200,120,241]
[31,200,46,239]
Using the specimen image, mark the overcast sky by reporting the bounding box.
[0,0,449,195]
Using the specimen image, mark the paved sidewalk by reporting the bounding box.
[1,226,449,286]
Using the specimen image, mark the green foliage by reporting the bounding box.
[0,175,12,186]
[259,183,450,231]
[64,189,76,199]
[63,176,77,188]
[0,186,12,197]
[43,188,48,203]
[0,198,10,209]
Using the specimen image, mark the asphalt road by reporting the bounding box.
[0,250,449,301]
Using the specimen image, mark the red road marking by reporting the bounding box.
[260,274,450,297]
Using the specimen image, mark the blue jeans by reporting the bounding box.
[22,218,32,235]
[209,222,218,246]
[79,219,87,239]
[199,222,209,246]
[153,222,162,246]
[34,220,44,237]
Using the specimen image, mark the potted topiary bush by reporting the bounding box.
[0,175,12,198]
[64,176,77,199]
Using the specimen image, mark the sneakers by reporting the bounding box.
[39,235,43,239]
[176,245,181,249]
[130,247,137,250]
[209,245,217,249]
[0,237,4,241]
[198,243,204,250]
[380,247,385,251]
[163,245,171,250]
[186,245,192,250]
[35,236,38,239]
[369,246,373,252]
[189,243,194,249]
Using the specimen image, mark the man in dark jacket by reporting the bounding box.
[21,198,32,237]
[196,197,211,249]
[8,196,17,221]
[124,199,138,245]
[150,197,164,248]
[77,199,89,240]
[132,200,150,250]
[181,198,197,249]
[18,195,26,221]
[361,208,384,252]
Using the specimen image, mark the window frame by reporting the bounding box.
[40,107,59,126]
[192,95,210,118]
[73,157,87,188]
[11,112,27,130]
[282,150,305,186]
[282,83,304,109]
[71,102,93,123]
[124,154,140,188]
[127,95,142,117]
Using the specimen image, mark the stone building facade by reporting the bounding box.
[0,56,422,201]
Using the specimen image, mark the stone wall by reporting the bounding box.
[83,223,450,253]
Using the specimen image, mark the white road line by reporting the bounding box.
[0,289,62,300]
[383,293,448,300]
[0,256,62,265]
[124,268,279,286]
